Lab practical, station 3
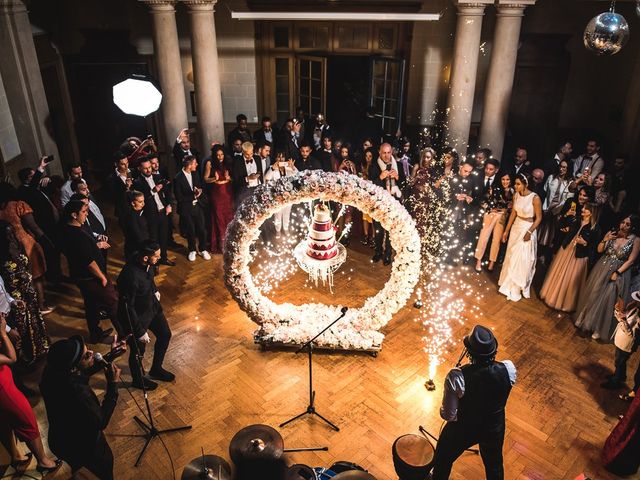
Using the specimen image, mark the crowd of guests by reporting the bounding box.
[0,104,639,478]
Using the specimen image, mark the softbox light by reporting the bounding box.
[113,74,162,117]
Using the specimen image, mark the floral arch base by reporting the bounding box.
[223,170,422,352]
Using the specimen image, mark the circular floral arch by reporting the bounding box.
[223,170,421,351]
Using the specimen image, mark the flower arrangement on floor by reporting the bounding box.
[223,170,421,351]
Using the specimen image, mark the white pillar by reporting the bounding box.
[183,0,225,154]
[0,0,62,174]
[140,0,189,162]
[478,1,535,160]
[445,0,492,156]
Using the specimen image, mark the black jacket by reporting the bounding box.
[253,127,276,147]
[294,155,322,173]
[172,140,200,168]
[368,158,407,195]
[173,169,205,215]
[121,209,150,260]
[16,169,59,235]
[117,261,161,339]
[562,221,601,259]
[106,171,131,219]
[133,174,171,219]
[231,155,264,198]
[40,367,118,456]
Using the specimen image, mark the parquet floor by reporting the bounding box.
[1,210,639,480]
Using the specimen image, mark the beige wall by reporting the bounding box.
[0,72,21,163]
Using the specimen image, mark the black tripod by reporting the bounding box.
[279,307,348,432]
[122,300,192,466]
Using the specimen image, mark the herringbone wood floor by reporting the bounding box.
[2,217,638,480]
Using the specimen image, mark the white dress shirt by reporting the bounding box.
[144,175,165,212]
[183,170,193,190]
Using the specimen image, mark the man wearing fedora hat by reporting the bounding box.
[40,335,121,480]
[431,325,517,480]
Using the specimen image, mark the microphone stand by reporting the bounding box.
[279,308,348,432]
[122,296,192,467]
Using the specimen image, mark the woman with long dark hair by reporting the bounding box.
[575,215,640,340]
[203,144,235,253]
[359,147,376,246]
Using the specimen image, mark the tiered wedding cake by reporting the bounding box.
[306,204,338,260]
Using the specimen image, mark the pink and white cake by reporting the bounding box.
[306,204,338,260]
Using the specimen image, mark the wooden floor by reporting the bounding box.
[2,216,639,480]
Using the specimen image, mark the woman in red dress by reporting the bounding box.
[0,314,61,474]
[203,144,235,253]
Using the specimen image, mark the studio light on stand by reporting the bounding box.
[113,74,162,117]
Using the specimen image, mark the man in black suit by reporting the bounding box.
[368,143,406,265]
[134,156,175,266]
[472,158,501,207]
[473,148,493,172]
[172,128,200,170]
[315,135,337,172]
[227,113,253,147]
[174,155,210,262]
[284,118,303,163]
[16,157,61,284]
[120,190,150,261]
[542,142,572,177]
[253,116,276,147]
[295,142,322,172]
[106,150,133,223]
[502,147,531,178]
[231,141,264,208]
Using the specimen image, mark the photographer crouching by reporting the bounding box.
[39,335,124,479]
[431,325,517,480]
[117,240,174,391]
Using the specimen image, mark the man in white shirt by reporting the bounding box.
[61,164,84,206]
[572,138,604,181]
[431,325,516,480]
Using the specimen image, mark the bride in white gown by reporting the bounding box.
[499,173,543,301]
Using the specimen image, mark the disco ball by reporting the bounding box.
[583,11,630,56]
[636,0,640,18]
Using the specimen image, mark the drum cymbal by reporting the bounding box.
[181,454,231,480]
[332,471,376,480]
[229,424,284,464]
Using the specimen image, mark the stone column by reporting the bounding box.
[478,1,535,160]
[183,0,224,154]
[445,1,492,155]
[140,0,189,165]
[0,0,62,175]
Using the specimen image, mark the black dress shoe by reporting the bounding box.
[149,367,175,382]
[372,254,382,263]
[159,258,176,266]
[89,328,114,345]
[132,377,158,391]
[383,257,392,266]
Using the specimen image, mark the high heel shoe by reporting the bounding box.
[10,452,32,472]
[36,458,63,476]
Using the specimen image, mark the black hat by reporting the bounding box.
[463,325,498,358]
[47,335,86,370]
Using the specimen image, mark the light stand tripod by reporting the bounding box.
[279,307,348,432]
[122,299,192,466]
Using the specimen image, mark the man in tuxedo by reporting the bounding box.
[120,190,150,261]
[232,142,264,208]
[503,148,531,178]
[309,113,332,149]
[69,181,108,244]
[295,142,322,172]
[315,136,337,172]
[174,155,210,262]
[450,160,476,259]
[148,154,178,247]
[543,141,572,177]
[253,116,275,146]
[172,128,200,170]
[368,143,406,266]
[227,113,252,147]
[472,158,500,207]
[17,157,61,284]
[134,157,175,266]
[106,150,133,223]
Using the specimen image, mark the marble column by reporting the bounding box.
[478,1,535,160]
[183,0,224,153]
[141,0,189,164]
[445,1,492,155]
[0,0,62,174]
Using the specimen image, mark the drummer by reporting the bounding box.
[431,325,516,480]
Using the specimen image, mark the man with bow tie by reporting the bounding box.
[231,141,263,208]
[571,138,604,182]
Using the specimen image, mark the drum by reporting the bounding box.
[392,434,435,480]
[286,464,317,480]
